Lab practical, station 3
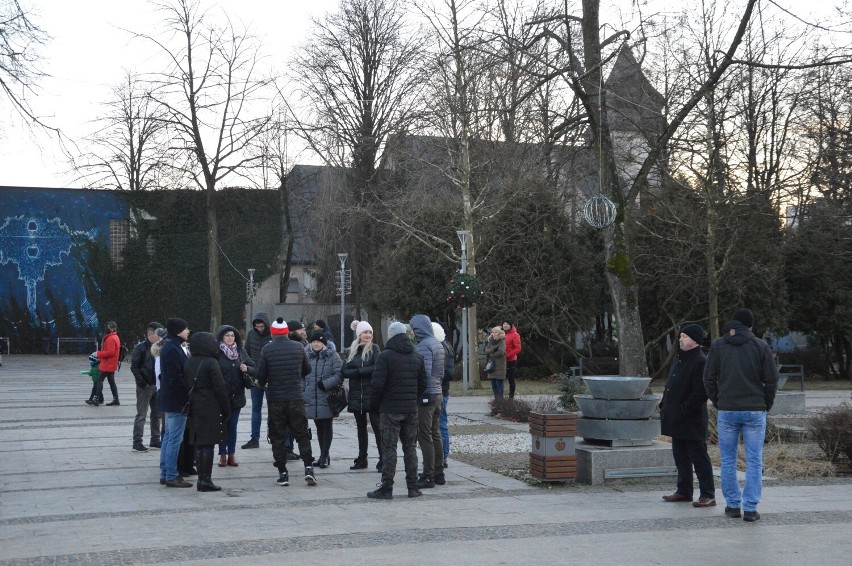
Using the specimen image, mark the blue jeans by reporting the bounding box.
[491,378,504,399]
[219,407,241,455]
[717,410,766,512]
[440,395,450,459]
[160,412,188,480]
[250,386,266,440]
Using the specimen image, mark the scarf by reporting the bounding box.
[219,342,240,360]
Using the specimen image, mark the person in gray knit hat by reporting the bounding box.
[660,324,715,508]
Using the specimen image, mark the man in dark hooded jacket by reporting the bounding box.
[368,322,428,500]
[704,308,778,522]
[660,324,715,508]
[410,314,446,488]
[242,312,272,449]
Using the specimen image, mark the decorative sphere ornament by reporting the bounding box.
[583,195,617,229]
[446,272,481,308]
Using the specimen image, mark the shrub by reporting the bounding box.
[556,373,586,412]
[809,403,852,462]
[490,396,561,423]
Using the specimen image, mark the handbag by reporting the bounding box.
[484,358,495,374]
[326,384,348,417]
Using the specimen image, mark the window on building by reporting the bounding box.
[109,219,130,266]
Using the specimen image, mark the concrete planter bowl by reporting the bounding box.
[574,394,662,420]
[581,376,651,400]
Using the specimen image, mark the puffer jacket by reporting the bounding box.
[96,332,121,372]
[371,333,428,414]
[485,337,507,380]
[661,346,708,440]
[343,343,381,413]
[410,314,445,394]
[304,346,344,420]
[256,335,312,403]
[704,320,779,411]
[216,325,256,411]
[184,332,231,446]
[504,325,522,362]
[245,312,272,363]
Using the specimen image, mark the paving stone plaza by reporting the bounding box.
[1,355,851,565]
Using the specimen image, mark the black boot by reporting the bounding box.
[196,447,221,492]
[350,456,368,470]
[368,481,393,500]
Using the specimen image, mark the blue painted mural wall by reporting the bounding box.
[0,187,129,342]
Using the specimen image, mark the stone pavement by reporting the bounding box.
[1,355,850,565]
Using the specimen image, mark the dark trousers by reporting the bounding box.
[314,418,333,459]
[417,393,443,478]
[268,401,313,469]
[133,385,161,444]
[672,438,716,499]
[177,422,195,473]
[93,371,118,402]
[353,410,382,460]
[380,412,419,487]
[506,361,518,398]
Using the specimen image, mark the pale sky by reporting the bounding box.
[0,0,842,189]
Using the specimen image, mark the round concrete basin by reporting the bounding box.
[582,376,651,400]
[574,394,662,419]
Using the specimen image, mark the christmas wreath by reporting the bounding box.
[446,272,481,308]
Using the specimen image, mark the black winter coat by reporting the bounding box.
[158,335,189,413]
[245,312,272,363]
[256,336,312,403]
[441,341,455,397]
[660,347,708,440]
[216,325,256,411]
[184,332,231,446]
[343,343,381,413]
[370,334,428,414]
[130,339,156,387]
[704,321,779,411]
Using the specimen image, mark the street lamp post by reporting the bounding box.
[337,253,348,349]
[247,268,256,326]
[456,230,471,393]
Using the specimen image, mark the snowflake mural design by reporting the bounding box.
[0,215,97,324]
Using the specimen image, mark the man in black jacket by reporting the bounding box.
[130,322,163,453]
[158,318,192,488]
[368,322,428,500]
[660,324,715,508]
[704,308,779,522]
[255,318,317,487]
[242,312,273,449]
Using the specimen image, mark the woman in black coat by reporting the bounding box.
[342,320,382,471]
[216,325,255,468]
[184,332,231,492]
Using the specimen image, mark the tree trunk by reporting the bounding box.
[206,191,222,331]
[278,177,294,304]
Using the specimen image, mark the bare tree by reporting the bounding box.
[139,0,271,330]
[73,72,171,193]
[0,0,51,130]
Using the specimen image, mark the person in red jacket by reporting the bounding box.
[87,321,121,406]
[502,320,521,399]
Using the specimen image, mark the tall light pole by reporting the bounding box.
[247,268,256,326]
[337,253,349,349]
[456,230,471,393]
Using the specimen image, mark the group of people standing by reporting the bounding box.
[660,308,779,523]
[120,310,461,499]
[482,320,522,401]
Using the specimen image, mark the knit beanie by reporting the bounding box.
[387,321,407,340]
[351,319,373,337]
[270,317,289,336]
[287,320,304,331]
[309,331,327,345]
[680,324,705,345]
[503,319,513,329]
[732,308,754,328]
[166,318,188,336]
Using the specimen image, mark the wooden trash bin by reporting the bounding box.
[529,412,577,481]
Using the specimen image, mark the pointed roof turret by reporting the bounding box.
[604,47,667,139]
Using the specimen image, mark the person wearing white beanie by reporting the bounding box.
[343,320,382,470]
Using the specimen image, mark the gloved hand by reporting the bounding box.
[317,380,326,391]
[89,353,100,364]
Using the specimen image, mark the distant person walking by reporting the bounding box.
[88,321,121,406]
[704,308,779,522]
[661,324,715,508]
[502,320,521,399]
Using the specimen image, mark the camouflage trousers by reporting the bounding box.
[268,401,313,470]
[379,412,419,487]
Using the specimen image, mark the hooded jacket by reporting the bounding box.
[256,335,312,403]
[184,332,231,445]
[246,312,272,362]
[304,346,344,420]
[661,346,708,440]
[370,333,428,414]
[410,314,445,395]
[216,325,256,410]
[703,320,779,411]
